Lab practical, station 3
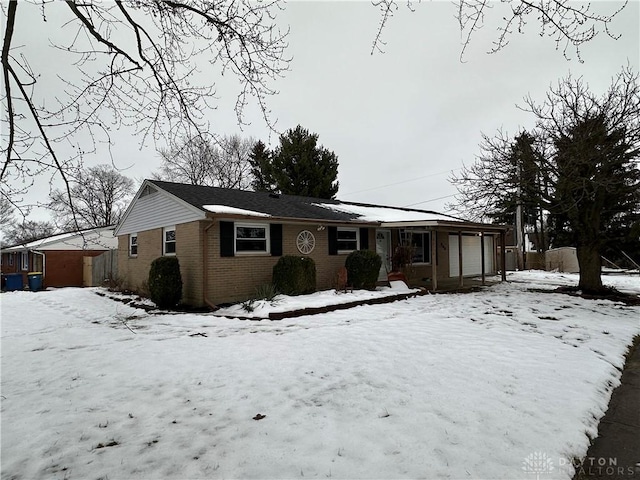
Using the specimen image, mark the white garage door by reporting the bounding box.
[449,234,494,277]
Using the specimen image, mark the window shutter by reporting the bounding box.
[220,221,234,257]
[270,224,283,256]
[359,228,369,250]
[328,226,338,255]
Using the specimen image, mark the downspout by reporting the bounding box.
[203,219,217,310]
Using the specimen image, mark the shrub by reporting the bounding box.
[148,256,183,309]
[254,283,279,302]
[345,250,382,290]
[272,256,316,296]
[391,244,414,271]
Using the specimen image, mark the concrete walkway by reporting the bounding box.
[574,336,640,480]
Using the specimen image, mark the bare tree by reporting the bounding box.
[1,194,15,229]
[1,0,289,222]
[451,67,640,294]
[49,165,135,229]
[372,0,627,59]
[3,220,57,246]
[155,134,254,189]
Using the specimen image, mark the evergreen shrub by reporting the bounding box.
[272,256,316,296]
[345,250,382,290]
[148,256,183,309]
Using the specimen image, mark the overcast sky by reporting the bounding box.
[10,0,640,222]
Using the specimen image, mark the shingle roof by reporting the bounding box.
[149,180,367,223]
[147,180,469,225]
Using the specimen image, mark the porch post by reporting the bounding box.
[480,232,486,286]
[500,230,507,281]
[458,231,463,288]
[431,230,438,291]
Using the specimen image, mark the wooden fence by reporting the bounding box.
[83,249,118,287]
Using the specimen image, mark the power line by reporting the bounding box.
[340,168,459,197]
[403,193,457,208]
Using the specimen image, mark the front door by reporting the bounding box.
[376,229,392,281]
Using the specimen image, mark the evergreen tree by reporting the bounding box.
[249,140,277,193]
[271,125,339,199]
[451,68,640,294]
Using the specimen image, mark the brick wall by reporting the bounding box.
[119,221,377,307]
[204,223,377,306]
[176,221,205,306]
[118,228,163,294]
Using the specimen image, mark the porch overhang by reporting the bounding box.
[379,220,509,287]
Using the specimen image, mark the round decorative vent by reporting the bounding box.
[296,230,316,255]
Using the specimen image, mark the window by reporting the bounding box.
[163,226,176,255]
[235,223,269,253]
[337,227,359,252]
[21,251,29,271]
[9,253,14,266]
[129,234,138,256]
[400,230,431,264]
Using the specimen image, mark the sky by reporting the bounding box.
[6,0,640,223]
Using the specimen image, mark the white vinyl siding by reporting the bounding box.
[117,188,205,236]
[449,234,495,277]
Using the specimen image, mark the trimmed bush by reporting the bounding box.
[148,256,183,309]
[345,250,382,290]
[272,256,316,296]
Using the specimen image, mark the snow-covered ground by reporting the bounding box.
[1,271,638,479]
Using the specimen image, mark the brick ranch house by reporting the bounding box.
[115,180,508,308]
[1,226,118,288]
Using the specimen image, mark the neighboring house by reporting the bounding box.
[1,226,118,288]
[115,180,508,308]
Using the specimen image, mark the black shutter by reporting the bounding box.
[328,226,338,255]
[359,228,369,250]
[270,224,283,256]
[220,221,234,257]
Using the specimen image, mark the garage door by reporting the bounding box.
[449,234,494,277]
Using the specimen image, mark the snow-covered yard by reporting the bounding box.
[1,271,639,479]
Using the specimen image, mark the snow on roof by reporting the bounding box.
[315,202,461,224]
[3,226,117,251]
[203,205,271,217]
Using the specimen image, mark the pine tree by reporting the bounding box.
[271,125,339,199]
[249,140,277,193]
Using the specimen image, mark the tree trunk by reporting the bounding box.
[576,244,604,294]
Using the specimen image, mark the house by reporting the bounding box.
[114,180,508,308]
[1,226,118,289]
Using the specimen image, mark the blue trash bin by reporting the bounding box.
[28,272,44,292]
[5,273,24,291]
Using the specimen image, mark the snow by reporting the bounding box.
[203,205,271,217]
[215,280,418,318]
[2,226,117,251]
[1,271,639,479]
[315,202,459,223]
